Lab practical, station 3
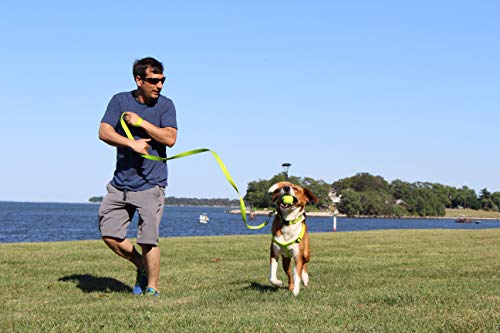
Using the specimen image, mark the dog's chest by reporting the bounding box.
[279,206,303,222]
[281,222,303,241]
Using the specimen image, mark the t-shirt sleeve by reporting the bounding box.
[161,100,178,129]
[101,95,122,128]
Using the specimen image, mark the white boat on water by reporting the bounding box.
[198,213,209,224]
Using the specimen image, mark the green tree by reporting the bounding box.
[244,178,273,208]
[480,199,498,211]
[430,183,453,208]
[338,189,362,216]
[301,177,332,209]
[390,179,414,201]
[491,192,500,210]
[359,190,393,216]
[478,188,496,210]
[479,188,491,200]
[452,186,480,209]
[391,204,410,217]
[333,172,390,193]
[408,188,445,217]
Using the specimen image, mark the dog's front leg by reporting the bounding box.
[293,259,304,296]
[282,256,293,291]
[290,244,303,296]
[269,244,283,288]
[301,231,310,287]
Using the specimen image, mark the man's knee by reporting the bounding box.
[139,243,158,253]
[102,236,124,247]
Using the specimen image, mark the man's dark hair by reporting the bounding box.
[133,57,164,78]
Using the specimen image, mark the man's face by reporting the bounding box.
[136,67,165,101]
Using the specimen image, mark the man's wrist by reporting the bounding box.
[132,117,143,127]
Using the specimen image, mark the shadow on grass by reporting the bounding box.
[245,281,280,293]
[58,274,132,293]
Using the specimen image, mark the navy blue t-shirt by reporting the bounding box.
[101,91,177,191]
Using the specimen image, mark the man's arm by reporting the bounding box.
[123,112,177,147]
[99,122,151,155]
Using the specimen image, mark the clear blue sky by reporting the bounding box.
[1,1,498,202]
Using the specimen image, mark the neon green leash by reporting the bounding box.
[120,113,269,230]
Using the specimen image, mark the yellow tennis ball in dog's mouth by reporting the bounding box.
[282,195,294,205]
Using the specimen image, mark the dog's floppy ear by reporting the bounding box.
[304,188,319,204]
[268,183,280,193]
[268,183,282,203]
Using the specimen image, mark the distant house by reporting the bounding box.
[328,191,342,203]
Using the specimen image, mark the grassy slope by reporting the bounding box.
[445,208,500,219]
[0,229,499,332]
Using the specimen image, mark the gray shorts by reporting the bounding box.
[98,183,165,246]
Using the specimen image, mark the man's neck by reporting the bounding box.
[133,90,157,106]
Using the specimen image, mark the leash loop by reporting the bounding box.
[120,113,270,230]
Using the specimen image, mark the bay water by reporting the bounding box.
[0,201,498,243]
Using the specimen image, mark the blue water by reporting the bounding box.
[0,201,498,243]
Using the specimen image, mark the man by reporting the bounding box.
[98,57,177,297]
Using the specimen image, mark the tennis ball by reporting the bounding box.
[282,195,294,205]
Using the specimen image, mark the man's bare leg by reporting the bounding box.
[141,244,160,291]
[102,236,144,270]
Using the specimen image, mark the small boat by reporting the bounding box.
[455,214,473,223]
[198,213,209,224]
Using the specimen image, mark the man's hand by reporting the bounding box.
[113,112,177,148]
[99,122,153,154]
[124,112,143,127]
[124,112,177,147]
[129,138,151,155]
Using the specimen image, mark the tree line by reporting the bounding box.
[89,172,500,217]
[88,195,239,207]
[243,172,500,217]
[164,197,240,207]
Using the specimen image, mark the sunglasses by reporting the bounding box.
[142,77,166,85]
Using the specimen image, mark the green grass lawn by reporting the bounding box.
[446,208,500,219]
[1,229,499,332]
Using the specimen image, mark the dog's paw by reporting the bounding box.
[302,272,309,287]
[293,287,300,296]
[270,279,283,288]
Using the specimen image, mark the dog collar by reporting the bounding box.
[279,214,304,225]
[272,222,306,248]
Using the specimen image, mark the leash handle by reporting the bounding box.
[120,113,270,230]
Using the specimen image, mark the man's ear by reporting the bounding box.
[135,75,143,87]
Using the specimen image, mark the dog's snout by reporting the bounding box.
[283,185,290,193]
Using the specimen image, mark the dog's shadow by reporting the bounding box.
[58,274,132,293]
[245,281,280,293]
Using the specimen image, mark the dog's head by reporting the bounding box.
[268,181,319,220]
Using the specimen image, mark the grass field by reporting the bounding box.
[445,208,500,219]
[1,229,499,332]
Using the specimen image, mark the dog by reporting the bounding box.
[267,181,319,296]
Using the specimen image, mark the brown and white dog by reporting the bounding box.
[268,181,319,296]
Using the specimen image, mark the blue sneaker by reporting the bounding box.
[132,269,147,295]
[143,287,160,297]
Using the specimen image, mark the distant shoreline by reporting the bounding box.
[2,201,499,221]
[227,209,500,221]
